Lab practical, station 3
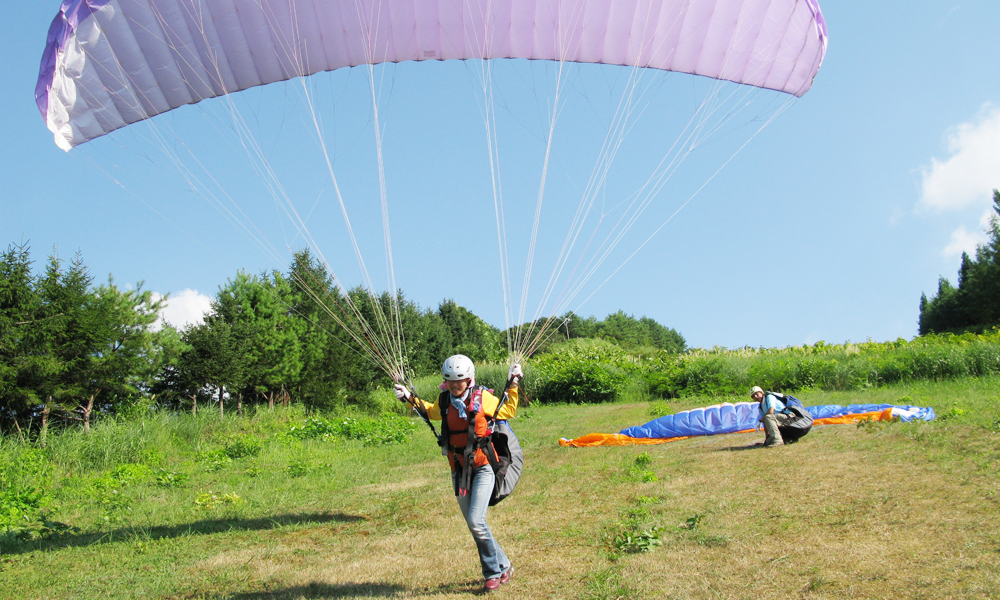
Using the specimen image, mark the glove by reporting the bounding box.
[508,363,523,381]
[393,384,412,402]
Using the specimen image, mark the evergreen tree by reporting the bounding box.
[68,282,164,431]
[437,299,504,362]
[183,319,251,417]
[0,244,43,431]
[919,189,1000,334]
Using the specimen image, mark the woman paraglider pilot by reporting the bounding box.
[394,355,522,592]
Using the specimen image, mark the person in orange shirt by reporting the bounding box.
[395,355,521,592]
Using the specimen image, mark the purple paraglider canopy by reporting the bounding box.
[37,0,828,150]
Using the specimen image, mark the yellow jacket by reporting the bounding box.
[412,384,519,470]
[412,384,519,421]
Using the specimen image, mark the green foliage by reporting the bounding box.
[0,488,47,530]
[0,443,53,533]
[679,513,704,530]
[196,449,233,471]
[436,300,505,363]
[221,433,264,459]
[607,493,663,557]
[940,405,968,421]
[548,310,686,353]
[153,469,189,488]
[287,416,341,440]
[110,463,152,485]
[622,452,658,483]
[0,244,167,434]
[647,400,673,418]
[612,524,663,554]
[533,339,642,403]
[675,512,728,547]
[287,414,416,446]
[335,415,416,445]
[84,466,150,521]
[194,491,242,510]
[286,459,311,477]
[643,331,1000,398]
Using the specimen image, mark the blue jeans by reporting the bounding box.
[453,465,510,579]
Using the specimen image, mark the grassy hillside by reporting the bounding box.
[2,376,1000,599]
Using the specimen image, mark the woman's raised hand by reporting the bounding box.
[393,384,412,402]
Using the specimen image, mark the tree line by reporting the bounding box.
[919,190,1000,334]
[1,245,685,434]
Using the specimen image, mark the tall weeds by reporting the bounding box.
[657,330,1000,397]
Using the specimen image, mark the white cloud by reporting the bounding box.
[920,104,1000,211]
[940,206,995,258]
[154,289,213,329]
[941,225,986,258]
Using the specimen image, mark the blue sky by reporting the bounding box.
[4,1,1000,351]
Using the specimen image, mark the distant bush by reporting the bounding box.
[288,414,416,446]
[532,340,644,403]
[647,331,1000,397]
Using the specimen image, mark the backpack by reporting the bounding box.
[765,391,814,444]
[438,386,524,506]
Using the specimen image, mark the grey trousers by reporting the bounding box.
[762,412,792,446]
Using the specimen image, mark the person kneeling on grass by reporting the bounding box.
[394,354,521,592]
[751,385,789,447]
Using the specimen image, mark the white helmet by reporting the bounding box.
[442,354,475,381]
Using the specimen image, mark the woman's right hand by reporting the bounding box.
[393,384,412,402]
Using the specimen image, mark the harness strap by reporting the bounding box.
[459,401,478,497]
[439,386,496,497]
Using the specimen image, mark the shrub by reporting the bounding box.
[532,340,642,404]
[647,401,673,418]
[288,414,415,446]
[641,330,1000,398]
[0,488,47,530]
[110,463,152,485]
[288,416,340,440]
[337,415,416,445]
[0,444,53,533]
[221,434,263,459]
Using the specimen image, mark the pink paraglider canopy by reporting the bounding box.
[37,0,827,151]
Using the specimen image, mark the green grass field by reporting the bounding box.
[3,376,1000,599]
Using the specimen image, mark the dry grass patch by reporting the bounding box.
[589,423,1000,600]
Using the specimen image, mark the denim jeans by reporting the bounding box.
[453,465,510,579]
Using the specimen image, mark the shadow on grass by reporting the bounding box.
[217,579,483,599]
[3,512,363,555]
[720,442,765,451]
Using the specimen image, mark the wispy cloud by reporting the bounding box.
[154,289,213,329]
[941,225,986,258]
[920,104,1000,212]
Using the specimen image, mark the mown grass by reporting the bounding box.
[2,376,1000,599]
